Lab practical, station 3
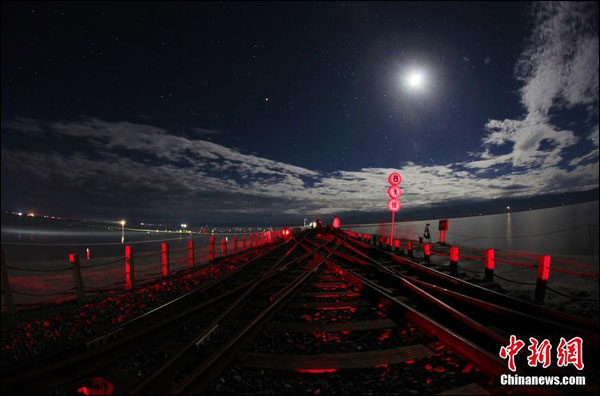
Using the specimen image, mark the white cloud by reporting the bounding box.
[469,2,598,176]
[1,3,598,220]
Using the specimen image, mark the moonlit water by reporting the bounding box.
[1,201,598,263]
[0,215,236,264]
[347,201,599,257]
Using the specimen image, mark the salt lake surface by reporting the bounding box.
[346,200,599,257]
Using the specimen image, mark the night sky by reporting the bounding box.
[1,2,598,226]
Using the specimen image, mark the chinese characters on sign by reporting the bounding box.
[499,336,584,372]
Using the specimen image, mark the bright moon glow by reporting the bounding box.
[403,69,428,91]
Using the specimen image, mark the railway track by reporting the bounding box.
[1,235,302,394]
[200,231,498,395]
[2,228,597,394]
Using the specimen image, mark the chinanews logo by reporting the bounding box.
[498,335,586,387]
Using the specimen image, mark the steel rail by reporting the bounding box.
[327,236,599,350]
[166,236,345,395]
[338,231,599,333]
[321,257,558,395]
[307,239,510,354]
[128,233,332,395]
[1,237,295,391]
[326,233,598,394]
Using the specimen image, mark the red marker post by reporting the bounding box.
[484,249,495,282]
[450,246,459,274]
[387,172,402,249]
[535,255,551,304]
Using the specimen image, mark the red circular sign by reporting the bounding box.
[388,172,402,186]
[387,199,401,212]
[387,186,402,199]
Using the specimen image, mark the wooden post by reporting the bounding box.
[69,253,86,302]
[407,241,413,258]
[125,245,135,290]
[423,244,431,264]
[188,239,194,269]
[161,242,170,277]
[242,235,247,248]
[233,235,238,252]
[394,239,401,254]
[535,255,550,304]
[1,249,16,314]
[450,246,459,274]
[484,249,494,282]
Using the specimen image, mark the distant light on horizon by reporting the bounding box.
[120,219,126,226]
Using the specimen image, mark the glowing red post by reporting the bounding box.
[233,235,238,252]
[535,255,551,304]
[125,245,135,290]
[161,242,170,277]
[332,216,341,229]
[209,236,215,261]
[69,253,86,302]
[242,235,247,248]
[450,246,459,274]
[188,239,194,269]
[86,248,91,260]
[484,249,494,282]
[423,244,431,264]
[407,241,413,258]
[394,239,400,254]
[1,249,16,314]
[221,238,227,255]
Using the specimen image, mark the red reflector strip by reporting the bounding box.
[484,249,494,270]
[537,255,551,281]
[450,246,459,262]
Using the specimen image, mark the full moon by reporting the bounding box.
[402,69,428,91]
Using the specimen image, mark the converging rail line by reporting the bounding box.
[1,227,598,395]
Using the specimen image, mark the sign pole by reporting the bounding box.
[387,172,402,251]
[391,210,395,247]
